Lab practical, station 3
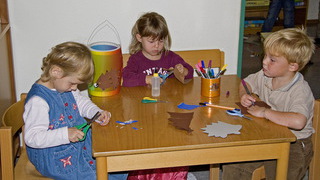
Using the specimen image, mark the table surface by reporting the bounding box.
[92,75,295,157]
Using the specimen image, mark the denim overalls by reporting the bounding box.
[26,84,97,180]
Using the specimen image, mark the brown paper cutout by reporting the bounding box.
[173,68,192,84]
[96,69,120,90]
[235,101,271,114]
[167,112,194,133]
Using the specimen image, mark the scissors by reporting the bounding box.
[141,97,168,103]
[226,108,252,120]
[75,111,101,141]
[159,71,174,85]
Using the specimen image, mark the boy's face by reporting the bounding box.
[136,34,164,60]
[262,52,295,78]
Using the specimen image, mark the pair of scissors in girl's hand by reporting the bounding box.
[159,68,174,85]
[226,109,252,120]
[141,97,168,103]
[75,111,101,141]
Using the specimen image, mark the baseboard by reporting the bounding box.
[307,19,318,25]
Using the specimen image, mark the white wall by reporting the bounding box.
[8,0,241,97]
[308,0,319,20]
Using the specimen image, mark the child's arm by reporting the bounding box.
[171,53,194,79]
[24,96,71,148]
[122,57,149,87]
[72,90,111,125]
[247,106,307,130]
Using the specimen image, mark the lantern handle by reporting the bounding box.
[87,18,121,47]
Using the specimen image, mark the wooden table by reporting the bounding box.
[91,75,296,180]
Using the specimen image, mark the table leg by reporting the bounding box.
[209,164,219,180]
[96,157,108,180]
[275,143,290,180]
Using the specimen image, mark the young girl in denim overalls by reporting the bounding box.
[23,42,128,180]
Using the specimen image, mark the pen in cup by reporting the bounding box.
[215,64,228,78]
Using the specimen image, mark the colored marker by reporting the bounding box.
[210,69,215,78]
[215,64,228,78]
[241,80,255,106]
[195,64,206,78]
[208,60,212,69]
[201,60,205,69]
[208,60,212,77]
[199,102,235,110]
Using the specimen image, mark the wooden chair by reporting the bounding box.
[309,99,320,180]
[0,93,51,180]
[122,49,225,69]
[252,166,266,180]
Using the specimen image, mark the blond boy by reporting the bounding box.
[223,28,315,180]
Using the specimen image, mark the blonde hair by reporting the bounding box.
[40,41,94,83]
[263,28,315,71]
[129,12,172,55]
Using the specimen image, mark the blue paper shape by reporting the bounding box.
[116,120,138,125]
[177,103,203,110]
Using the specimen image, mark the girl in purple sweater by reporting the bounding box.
[122,12,193,87]
[125,12,191,180]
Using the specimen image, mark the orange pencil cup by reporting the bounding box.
[201,77,220,97]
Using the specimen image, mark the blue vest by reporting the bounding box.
[26,84,96,180]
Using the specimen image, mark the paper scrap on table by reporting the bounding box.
[116,119,138,125]
[177,103,204,110]
[201,121,242,138]
[168,112,194,133]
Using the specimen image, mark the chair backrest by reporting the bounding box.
[309,99,320,180]
[122,49,225,69]
[0,94,26,180]
[251,166,265,180]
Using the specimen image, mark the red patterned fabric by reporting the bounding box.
[127,166,189,180]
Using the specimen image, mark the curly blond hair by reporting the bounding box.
[40,41,94,83]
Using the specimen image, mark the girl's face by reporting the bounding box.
[52,74,83,93]
[49,66,83,92]
[136,34,164,60]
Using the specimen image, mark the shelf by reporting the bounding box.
[244,0,308,35]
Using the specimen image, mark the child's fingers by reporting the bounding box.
[95,111,111,126]
[68,127,84,142]
[241,94,256,107]
[175,64,183,72]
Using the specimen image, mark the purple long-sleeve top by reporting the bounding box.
[122,51,194,87]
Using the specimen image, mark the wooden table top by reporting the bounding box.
[91,75,296,157]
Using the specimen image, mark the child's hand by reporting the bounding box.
[95,111,111,126]
[146,75,152,85]
[68,127,84,142]
[175,64,188,76]
[240,94,256,108]
[247,106,266,118]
